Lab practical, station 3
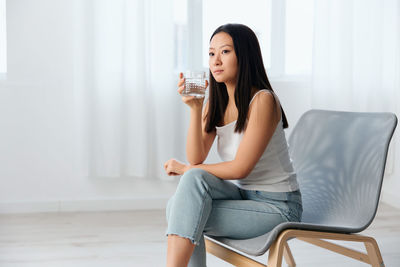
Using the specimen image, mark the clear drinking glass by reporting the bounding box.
[182,71,207,98]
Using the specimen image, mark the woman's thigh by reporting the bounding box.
[177,168,244,200]
[203,199,288,239]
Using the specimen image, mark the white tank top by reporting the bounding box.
[215,90,299,192]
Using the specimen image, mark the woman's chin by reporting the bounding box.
[214,78,225,83]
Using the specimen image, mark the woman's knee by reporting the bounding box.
[178,168,224,196]
[183,168,209,179]
[178,168,207,188]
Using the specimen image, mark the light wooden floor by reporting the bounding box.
[0,202,399,267]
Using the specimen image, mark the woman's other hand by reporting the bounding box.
[164,158,191,176]
[177,72,208,111]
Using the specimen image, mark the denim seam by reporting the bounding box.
[213,206,290,224]
[191,189,209,245]
[213,206,284,215]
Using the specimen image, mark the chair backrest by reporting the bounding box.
[288,110,397,232]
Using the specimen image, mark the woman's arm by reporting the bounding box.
[186,101,216,165]
[188,92,280,179]
[175,72,215,164]
[164,101,215,175]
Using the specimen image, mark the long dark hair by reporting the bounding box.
[205,23,289,133]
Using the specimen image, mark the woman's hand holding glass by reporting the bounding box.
[177,72,208,111]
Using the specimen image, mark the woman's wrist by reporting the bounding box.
[190,106,203,116]
[184,164,193,173]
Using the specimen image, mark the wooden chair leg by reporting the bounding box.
[364,239,385,267]
[206,230,384,267]
[283,241,296,267]
[267,233,287,267]
[268,229,386,267]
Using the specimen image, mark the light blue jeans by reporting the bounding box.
[165,168,302,267]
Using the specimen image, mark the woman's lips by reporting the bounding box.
[213,70,223,75]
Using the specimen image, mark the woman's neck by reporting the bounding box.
[223,83,237,125]
[226,83,236,103]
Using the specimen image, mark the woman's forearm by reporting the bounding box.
[186,108,206,164]
[190,160,247,180]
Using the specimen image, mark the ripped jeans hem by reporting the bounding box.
[166,232,200,246]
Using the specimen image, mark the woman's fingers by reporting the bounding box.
[182,95,194,101]
[164,158,181,176]
[177,85,185,94]
[177,72,185,94]
[164,158,174,171]
[182,96,198,104]
[177,72,185,87]
[164,159,172,171]
[177,72,205,108]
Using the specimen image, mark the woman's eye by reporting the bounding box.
[222,50,230,54]
[209,52,214,57]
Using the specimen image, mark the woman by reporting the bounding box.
[164,23,302,267]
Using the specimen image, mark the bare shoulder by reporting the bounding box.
[248,90,281,120]
[251,90,276,105]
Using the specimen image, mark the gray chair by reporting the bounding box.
[205,109,397,267]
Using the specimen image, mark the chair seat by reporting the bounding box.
[206,222,356,256]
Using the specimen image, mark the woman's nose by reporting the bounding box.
[213,55,221,66]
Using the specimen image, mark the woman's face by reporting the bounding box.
[209,32,238,86]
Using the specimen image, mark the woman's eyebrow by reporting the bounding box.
[209,44,233,50]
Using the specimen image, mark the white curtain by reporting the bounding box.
[311,0,400,177]
[311,0,400,113]
[73,0,186,180]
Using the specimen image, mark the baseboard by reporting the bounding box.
[0,197,170,214]
[3,193,398,215]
